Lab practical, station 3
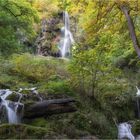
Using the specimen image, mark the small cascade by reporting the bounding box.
[118,122,135,140]
[0,89,23,124]
[30,87,43,101]
[59,11,74,58]
[136,98,140,118]
[136,86,140,118]
[5,101,19,124]
[0,87,42,124]
[14,91,24,122]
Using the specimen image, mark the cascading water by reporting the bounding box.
[0,87,42,124]
[136,86,140,118]
[59,11,74,58]
[0,89,23,124]
[118,122,135,140]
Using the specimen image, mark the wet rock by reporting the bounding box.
[132,120,140,136]
[0,105,8,123]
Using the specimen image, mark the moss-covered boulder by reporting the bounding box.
[132,120,140,136]
[6,93,20,102]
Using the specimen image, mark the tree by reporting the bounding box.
[68,0,140,58]
[67,0,140,100]
[0,0,39,55]
[116,0,140,58]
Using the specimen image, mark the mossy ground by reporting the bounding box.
[0,124,57,139]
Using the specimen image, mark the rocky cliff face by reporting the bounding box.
[35,12,63,57]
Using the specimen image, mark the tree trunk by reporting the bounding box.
[120,6,140,58]
[24,98,77,118]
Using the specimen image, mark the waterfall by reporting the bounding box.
[59,11,74,58]
[0,89,23,124]
[0,88,42,124]
[118,122,135,140]
[136,98,140,118]
[4,101,19,124]
[136,86,140,118]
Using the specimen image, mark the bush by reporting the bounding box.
[38,81,75,96]
[8,53,68,82]
[71,111,117,139]
[10,53,56,82]
[97,82,135,121]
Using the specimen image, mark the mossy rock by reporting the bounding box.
[132,120,140,135]
[21,92,41,103]
[0,106,8,123]
[6,93,20,102]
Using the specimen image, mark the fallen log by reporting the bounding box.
[23,98,77,118]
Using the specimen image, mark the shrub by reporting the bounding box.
[10,53,56,82]
[0,53,71,91]
[38,81,75,96]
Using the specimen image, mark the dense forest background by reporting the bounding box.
[0,0,140,139]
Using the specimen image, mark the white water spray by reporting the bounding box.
[118,122,135,140]
[0,87,42,124]
[0,89,23,124]
[59,11,74,58]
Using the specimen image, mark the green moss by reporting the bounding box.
[51,44,59,53]
[0,124,51,139]
[42,81,75,96]
[6,93,19,102]
[27,118,49,128]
